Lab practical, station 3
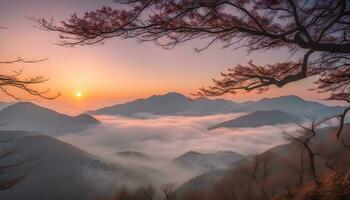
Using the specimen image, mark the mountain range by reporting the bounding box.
[208,110,295,130]
[0,93,347,134]
[88,92,237,116]
[87,92,346,120]
[0,102,99,135]
[231,95,326,115]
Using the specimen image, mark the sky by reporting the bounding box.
[0,0,337,114]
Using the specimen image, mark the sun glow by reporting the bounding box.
[75,91,82,98]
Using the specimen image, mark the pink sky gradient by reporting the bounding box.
[0,0,339,114]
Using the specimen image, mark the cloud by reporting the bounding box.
[54,113,301,187]
[58,113,296,158]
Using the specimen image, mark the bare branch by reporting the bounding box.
[0,57,48,64]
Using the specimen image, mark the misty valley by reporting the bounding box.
[1,93,349,200]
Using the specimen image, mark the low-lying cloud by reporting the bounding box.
[58,113,296,159]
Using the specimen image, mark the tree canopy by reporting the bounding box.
[34,0,350,102]
[33,0,350,139]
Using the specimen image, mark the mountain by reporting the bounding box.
[208,110,295,130]
[308,106,350,120]
[0,101,11,111]
[172,151,243,173]
[231,95,330,116]
[88,93,345,119]
[176,125,350,199]
[0,102,99,135]
[0,131,158,200]
[114,151,153,160]
[277,172,350,200]
[87,92,237,116]
[176,169,228,195]
[176,155,253,196]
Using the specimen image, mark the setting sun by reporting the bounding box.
[75,91,82,98]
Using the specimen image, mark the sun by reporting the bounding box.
[75,91,82,98]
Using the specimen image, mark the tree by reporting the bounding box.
[249,154,273,200]
[161,183,176,200]
[0,27,58,100]
[33,0,350,136]
[228,153,274,200]
[0,58,59,100]
[284,120,328,186]
[133,185,156,200]
[280,144,306,187]
[0,28,58,190]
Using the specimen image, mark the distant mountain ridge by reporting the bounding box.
[208,110,295,130]
[232,95,328,116]
[0,102,99,135]
[87,92,345,118]
[172,151,243,173]
[87,92,237,116]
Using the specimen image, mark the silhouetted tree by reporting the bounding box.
[281,145,306,187]
[161,183,176,200]
[0,27,58,100]
[233,153,273,200]
[0,28,58,191]
[33,0,350,137]
[284,120,329,186]
[251,154,273,200]
[134,184,156,200]
[0,58,58,100]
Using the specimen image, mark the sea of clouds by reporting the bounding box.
[58,113,297,159]
[55,113,300,186]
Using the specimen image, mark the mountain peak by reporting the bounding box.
[12,101,38,107]
[182,151,203,156]
[259,95,306,102]
[3,101,53,113]
[89,91,237,116]
[0,102,99,135]
[149,92,188,101]
[164,92,186,97]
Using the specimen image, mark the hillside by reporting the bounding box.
[0,130,158,200]
[276,172,350,200]
[176,124,350,200]
[208,110,295,130]
[172,151,243,173]
[0,102,11,111]
[0,102,99,135]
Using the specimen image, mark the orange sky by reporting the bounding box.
[0,0,340,115]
